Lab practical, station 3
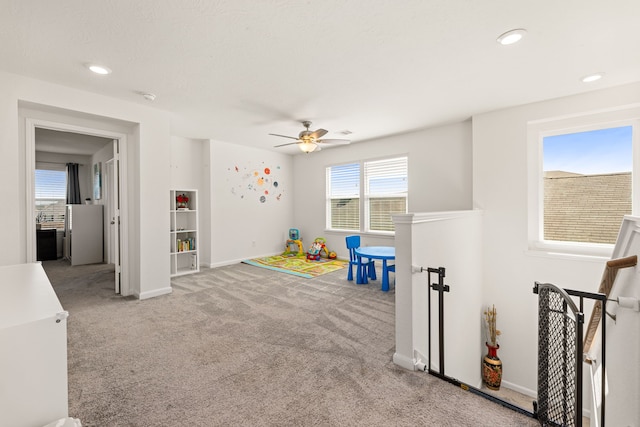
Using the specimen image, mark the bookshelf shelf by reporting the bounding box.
[170,189,199,277]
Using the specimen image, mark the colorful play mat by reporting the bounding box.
[242,255,348,278]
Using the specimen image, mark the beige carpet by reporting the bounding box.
[42,259,538,427]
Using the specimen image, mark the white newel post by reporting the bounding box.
[392,213,417,370]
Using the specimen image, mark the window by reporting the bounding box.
[365,157,408,231]
[35,165,67,229]
[326,163,360,230]
[543,126,632,245]
[327,157,408,232]
[528,108,640,256]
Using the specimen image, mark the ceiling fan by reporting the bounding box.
[270,121,351,153]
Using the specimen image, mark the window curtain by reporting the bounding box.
[66,163,81,204]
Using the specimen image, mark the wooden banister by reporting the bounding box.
[583,255,637,355]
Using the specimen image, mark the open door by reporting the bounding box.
[109,140,121,294]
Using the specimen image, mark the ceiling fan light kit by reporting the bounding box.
[299,141,317,153]
[270,120,351,153]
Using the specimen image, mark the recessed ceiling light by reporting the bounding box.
[582,73,604,83]
[496,29,527,46]
[86,63,112,75]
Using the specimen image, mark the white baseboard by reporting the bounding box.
[393,352,416,371]
[138,286,172,300]
[208,252,283,269]
[208,259,245,268]
[500,379,536,398]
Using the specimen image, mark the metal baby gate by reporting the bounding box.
[534,282,584,426]
[533,282,607,427]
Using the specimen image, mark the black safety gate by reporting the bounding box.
[422,268,607,426]
[534,282,584,427]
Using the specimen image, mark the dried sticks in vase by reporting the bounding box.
[484,304,500,347]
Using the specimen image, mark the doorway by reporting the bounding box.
[26,118,130,296]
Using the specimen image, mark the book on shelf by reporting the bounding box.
[176,237,196,252]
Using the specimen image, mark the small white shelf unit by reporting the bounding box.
[170,189,199,277]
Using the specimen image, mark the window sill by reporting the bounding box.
[526,241,612,263]
[324,229,395,239]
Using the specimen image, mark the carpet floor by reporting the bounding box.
[42,259,538,427]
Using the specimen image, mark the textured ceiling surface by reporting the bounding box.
[2,0,639,153]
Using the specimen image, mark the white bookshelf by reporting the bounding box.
[170,189,199,277]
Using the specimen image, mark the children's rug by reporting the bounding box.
[242,255,348,278]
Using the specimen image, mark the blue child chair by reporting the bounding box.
[345,235,376,282]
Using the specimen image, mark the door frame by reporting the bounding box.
[26,118,131,296]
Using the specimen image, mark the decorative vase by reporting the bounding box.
[482,342,502,390]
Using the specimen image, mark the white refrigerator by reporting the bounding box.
[65,204,104,266]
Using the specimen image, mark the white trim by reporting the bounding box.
[138,287,172,300]
[25,120,36,261]
[25,118,131,297]
[392,210,483,225]
[392,352,416,371]
[524,249,608,263]
[499,379,536,399]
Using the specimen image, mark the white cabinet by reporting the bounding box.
[170,189,199,277]
[0,263,68,427]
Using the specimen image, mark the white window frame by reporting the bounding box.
[527,106,640,258]
[326,156,408,235]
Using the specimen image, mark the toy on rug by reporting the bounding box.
[282,228,304,256]
[307,237,331,260]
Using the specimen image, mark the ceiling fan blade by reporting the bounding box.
[269,133,299,140]
[274,141,300,148]
[317,138,351,145]
[309,128,328,139]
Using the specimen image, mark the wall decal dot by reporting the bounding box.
[260,195,266,203]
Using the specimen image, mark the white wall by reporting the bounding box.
[472,82,640,397]
[208,140,294,266]
[291,121,473,259]
[2,70,172,299]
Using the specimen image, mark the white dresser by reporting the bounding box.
[0,263,68,427]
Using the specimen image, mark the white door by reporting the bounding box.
[106,159,115,264]
[110,140,121,294]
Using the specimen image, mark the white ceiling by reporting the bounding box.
[35,128,112,156]
[2,1,640,154]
